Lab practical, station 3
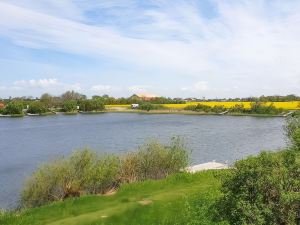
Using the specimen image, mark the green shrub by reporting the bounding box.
[62,100,77,112]
[21,138,189,208]
[84,154,120,194]
[286,114,300,150]
[3,102,23,115]
[79,99,105,112]
[21,149,119,208]
[120,137,189,182]
[184,104,212,113]
[27,101,48,114]
[249,102,283,115]
[229,104,246,113]
[216,151,300,225]
[138,103,165,111]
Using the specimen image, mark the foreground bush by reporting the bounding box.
[286,113,300,150]
[120,137,189,183]
[216,151,300,225]
[21,138,189,208]
[21,150,120,208]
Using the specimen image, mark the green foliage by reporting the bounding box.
[62,100,77,112]
[138,102,165,111]
[3,102,23,115]
[229,104,246,113]
[83,154,120,194]
[249,102,284,114]
[184,104,212,112]
[27,101,48,114]
[120,137,189,182]
[21,149,119,208]
[20,138,189,208]
[79,99,105,112]
[286,113,300,150]
[216,151,300,225]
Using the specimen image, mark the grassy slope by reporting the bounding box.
[0,171,228,225]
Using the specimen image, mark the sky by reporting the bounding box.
[0,0,300,98]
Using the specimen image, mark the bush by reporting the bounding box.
[62,100,77,112]
[120,137,189,182]
[216,151,300,225]
[84,154,120,194]
[286,114,300,150]
[3,102,23,115]
[21,149,120,208]
[21,138,189,208]
[27,101,48,114]
[79,99,105,112]
[184,104,212,112]
[249,102,283,115]
[229,104,246,113]
[138,102,165,111]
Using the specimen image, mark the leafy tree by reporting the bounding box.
[61,90,86,101]
[27,101,48,114]
[62,100,77,112]
[4,102,23,115]
[79,99,105,112]
[40,93,54,108]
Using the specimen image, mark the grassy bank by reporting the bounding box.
[0,170,228,225]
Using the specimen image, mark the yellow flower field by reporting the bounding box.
[106,101,300,110]
[164,101,300,110]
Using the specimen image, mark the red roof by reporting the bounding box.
[0,103,5,109]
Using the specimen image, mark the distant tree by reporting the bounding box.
[62,100,77,112]
[79,99,105,112]
[27,101,48,114]
[40,93,54,108]
[4,102,24,115]
[61,91,86,101]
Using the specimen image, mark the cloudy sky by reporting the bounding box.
[0,0,300,98]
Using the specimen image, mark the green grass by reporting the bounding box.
[0,171,228,225]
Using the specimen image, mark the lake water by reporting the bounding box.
[0,113,286,209]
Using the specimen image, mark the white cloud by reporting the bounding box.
[128,85,150,93]
[0,1,300,97]
[91,85,112,92]
[13,78,59,88]
[181,81,208,92]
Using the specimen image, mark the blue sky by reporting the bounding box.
[0,0,300,98]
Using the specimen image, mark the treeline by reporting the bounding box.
[21,137,189,208]
[0,91,187,115]
[185,102,286,115]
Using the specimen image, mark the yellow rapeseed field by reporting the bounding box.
[106,101,300,110]
[164,101,300,110]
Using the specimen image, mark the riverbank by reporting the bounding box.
[1,109,294,118]
[0,170,228,225]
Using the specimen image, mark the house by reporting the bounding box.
[0,102,5,109]
[130,93,157,101]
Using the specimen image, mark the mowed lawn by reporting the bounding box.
[1,171,228,225]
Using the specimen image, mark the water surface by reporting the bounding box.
[0,113,286,208]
